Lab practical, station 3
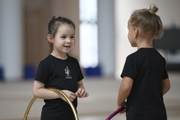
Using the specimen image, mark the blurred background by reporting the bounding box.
[0,0,179,120]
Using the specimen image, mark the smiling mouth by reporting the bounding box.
[64,45,71,48]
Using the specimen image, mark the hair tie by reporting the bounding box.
[149,3,158,14]
[54,16,59,18]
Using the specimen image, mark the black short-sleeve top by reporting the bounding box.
[35,55,83,92]
[34,55,84,120]
[121,48,168,120]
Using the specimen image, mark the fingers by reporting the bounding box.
[75,88,89,98]
[117,106,126,114]
[61,88,89,103]
[61,90,76,102]
[76,88,84,96]
[119,107,126,114]
[69,92,76,102]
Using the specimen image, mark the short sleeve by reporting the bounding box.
[34,60,50,84]
[121,55,137,80]
[162,58,169,80]
[76,60,84,81]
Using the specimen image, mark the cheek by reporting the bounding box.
[71,39,75,44]
[131,40,137,47]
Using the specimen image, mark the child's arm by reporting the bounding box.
[75,80,89,98]
[162,78,170,95]
[33,80,76,102]
[117,77,133,107]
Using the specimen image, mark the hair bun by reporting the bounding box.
[149,3,158,14]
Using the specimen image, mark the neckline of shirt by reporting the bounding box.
[50,54,69,61]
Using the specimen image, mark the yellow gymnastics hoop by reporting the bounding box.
[23,88,79,120]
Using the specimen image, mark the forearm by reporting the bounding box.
[117,86,131,106]
[162,78,170,95]
[33,88,61,99]
[117,77,133,107]
[76,80,89,98]
[77,80,85,89]
[162,86,170,95]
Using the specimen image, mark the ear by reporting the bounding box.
[47,34,53,43]
[133,27,138,38]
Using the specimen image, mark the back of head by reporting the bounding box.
[129,4,163,39]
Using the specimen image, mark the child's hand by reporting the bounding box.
[75,88,89,98]
[118,102,126,114]
[118,106,126,114]
[61,90,76,102]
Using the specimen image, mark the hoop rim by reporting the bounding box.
[23,88,79,120]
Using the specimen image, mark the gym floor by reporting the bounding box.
[0,72,180,120]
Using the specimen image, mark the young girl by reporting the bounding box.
[33,16,89,120]
[117,4,170,120]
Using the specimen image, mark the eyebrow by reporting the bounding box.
[60,34,75,35]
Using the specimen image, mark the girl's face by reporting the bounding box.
[127,19,137,47]
[52,24,75,55]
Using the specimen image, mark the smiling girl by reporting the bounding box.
[33,16,89,120]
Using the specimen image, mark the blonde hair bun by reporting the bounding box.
[149,3,158,14]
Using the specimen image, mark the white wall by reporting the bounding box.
[0,0,24,81]
[98,0,115,77]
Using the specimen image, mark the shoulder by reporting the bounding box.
[124,51,140,66]
[155,49,166,58]
[154,49,167,64]
[38,55,52,66]
[68,55,79,62]
[126,51,138,60]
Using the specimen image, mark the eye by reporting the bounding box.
[61,36,66,39]
[70,36,75,38]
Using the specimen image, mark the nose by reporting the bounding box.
[66,38,71,43]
